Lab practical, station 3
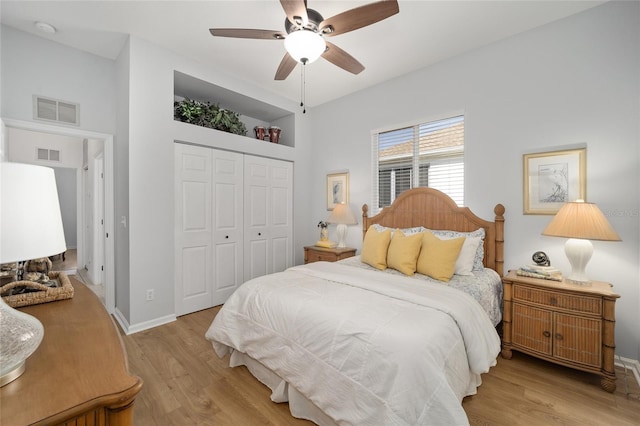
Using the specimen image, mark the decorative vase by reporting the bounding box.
[268,126,281,144]
[254,126,266,140]
[320,227,328,241]
[0,296,44,386]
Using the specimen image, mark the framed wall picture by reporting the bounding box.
[523,148,586,214]
[326,172,349,210]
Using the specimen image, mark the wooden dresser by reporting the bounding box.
[1,278,143,425]
[304,245,356,264]
[501,270,619,392]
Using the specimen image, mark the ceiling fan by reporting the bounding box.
[209,0,399,81]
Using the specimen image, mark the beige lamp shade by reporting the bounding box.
[327,203,357,248]
[542,200,620,284]
[327,203,358,225]
[542,200,620,241]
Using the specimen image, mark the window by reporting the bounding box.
[372,115,464,212]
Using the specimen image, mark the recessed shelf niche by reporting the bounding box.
[173,71,295,148]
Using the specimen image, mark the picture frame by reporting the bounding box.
[523,148,586,214]
[326,172,349,210]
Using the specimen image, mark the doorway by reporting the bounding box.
[1,118,116,313]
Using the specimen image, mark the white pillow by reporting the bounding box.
[453,236,481,275]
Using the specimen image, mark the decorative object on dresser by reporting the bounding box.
[501,270,619,392]
[326,202,358,248]
[542,199,620,284]
[523,148,586,214]
[304,245,355,264]
[0,278,143,425]
[0,162,67,386]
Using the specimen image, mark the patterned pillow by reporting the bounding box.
[373,224,426,236]
[428,228,486,271]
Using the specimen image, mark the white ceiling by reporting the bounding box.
[1,1,606,108]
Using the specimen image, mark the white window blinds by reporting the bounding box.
[372,115,464,213]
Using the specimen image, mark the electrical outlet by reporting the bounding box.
[146,289,155,301]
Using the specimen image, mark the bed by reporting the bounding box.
[206,188,506,425]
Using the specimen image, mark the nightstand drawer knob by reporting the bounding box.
[543,331,551,338]
[550,297,557,305]
[555,333,563,341]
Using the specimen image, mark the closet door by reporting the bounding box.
[174,143,213,316]
[211,149,244,306]
[244,155,293,281]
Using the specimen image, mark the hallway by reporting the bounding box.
[51,249,104,303]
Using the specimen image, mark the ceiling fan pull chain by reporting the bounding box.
[300,58,307,114]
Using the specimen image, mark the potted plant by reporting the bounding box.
[174,97,247,136]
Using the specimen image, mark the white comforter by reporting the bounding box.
[206,262,501,425]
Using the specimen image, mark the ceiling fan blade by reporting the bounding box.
[209,28,286,40]
[322,42,365,75]
[320,0,399,37]
[280,0,309,26]
[275,53,298,80]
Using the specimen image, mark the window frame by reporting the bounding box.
[371,113,465,214]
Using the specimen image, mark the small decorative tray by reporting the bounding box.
[0,272,74,308]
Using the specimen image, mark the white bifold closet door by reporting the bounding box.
[174,143,243,316]
[243,155,293,281]
[175,143,292,316]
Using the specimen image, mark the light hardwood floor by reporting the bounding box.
[119,307,639,426]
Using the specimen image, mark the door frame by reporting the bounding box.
[1,118,116,313]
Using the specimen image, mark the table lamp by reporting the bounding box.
[542,199,620,284]
[1,162,67,386]
[327,203,358,248]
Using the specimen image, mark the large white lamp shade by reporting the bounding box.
[1,162,67,386]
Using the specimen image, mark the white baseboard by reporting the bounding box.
[615,355,640,389]
[113,307,177,335]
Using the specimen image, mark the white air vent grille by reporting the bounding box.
[37,148,61,162]
[34,95,79,126]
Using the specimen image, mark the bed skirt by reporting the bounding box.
[229,350,337,426]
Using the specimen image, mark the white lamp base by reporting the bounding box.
[564,238,593,284]
[336,224,348,248]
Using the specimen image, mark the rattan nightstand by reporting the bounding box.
[501,270,619,392]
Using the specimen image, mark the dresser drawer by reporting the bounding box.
[307,252,338,263]
[513,285,602,315]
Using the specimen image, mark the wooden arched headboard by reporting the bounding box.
[362,188,505,276]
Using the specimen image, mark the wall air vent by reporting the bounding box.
[33,95,80,126]
[37,148,61,162]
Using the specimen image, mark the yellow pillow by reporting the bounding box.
[387,230,423,276]
[416,231,465,282]
[361,226,392,270]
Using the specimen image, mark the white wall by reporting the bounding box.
[310,1,640,361]
[0,26,116,134]
[121,35,313,330]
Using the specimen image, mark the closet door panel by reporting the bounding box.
[269,160,293,272]
[244,157,269,281]
[175,144,213,315]
[212,150,244,305]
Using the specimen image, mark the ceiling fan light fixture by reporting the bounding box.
[284,30,326,64]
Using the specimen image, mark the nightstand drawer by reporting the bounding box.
[304,246,356,264]
[308,252,339,263]
[513,285,602,315]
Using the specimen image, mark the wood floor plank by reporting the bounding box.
[119,307,640,425]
